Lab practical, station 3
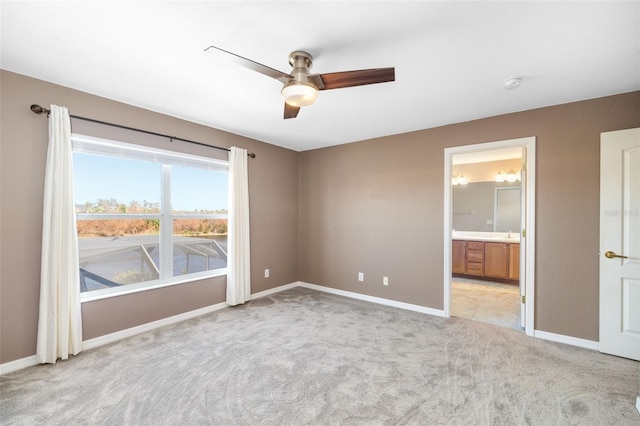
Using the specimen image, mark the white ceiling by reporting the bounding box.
[1,1,638,152]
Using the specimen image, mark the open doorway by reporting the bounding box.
[451,153,522,330]
[444,137,536,336]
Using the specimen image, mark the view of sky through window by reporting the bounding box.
[172,164,228,212]
[73,153,228,212]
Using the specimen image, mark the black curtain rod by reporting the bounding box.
[30,104,256,158]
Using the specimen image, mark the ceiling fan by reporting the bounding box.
[205,46,395,119]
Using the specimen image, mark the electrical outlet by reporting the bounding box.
[264,269,269,278]
[358,272,364,282]
[383,276,389,286]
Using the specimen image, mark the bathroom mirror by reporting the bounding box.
[494,187,521,232]
[452,181,520,232]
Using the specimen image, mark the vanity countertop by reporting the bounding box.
[452,231,521,244]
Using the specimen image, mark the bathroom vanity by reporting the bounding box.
[452,232,520,282]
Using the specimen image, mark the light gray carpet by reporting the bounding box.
[1,287,638,425]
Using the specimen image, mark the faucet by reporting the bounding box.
[507,230,512,239]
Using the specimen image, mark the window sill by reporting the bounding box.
[80,268,227,303]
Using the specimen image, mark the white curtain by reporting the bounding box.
[226,146,251,306]
[36,105,83,364]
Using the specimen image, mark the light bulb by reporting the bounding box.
[282,82,318,107]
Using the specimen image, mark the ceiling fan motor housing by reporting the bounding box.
[288,51,313,71]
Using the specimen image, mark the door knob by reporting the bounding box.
[604,251,628,259]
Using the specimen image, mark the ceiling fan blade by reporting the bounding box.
[205,46,293,83]
[284,103,300,119]
[309,68,395,91]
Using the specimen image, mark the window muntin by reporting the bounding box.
[72,135,228,299]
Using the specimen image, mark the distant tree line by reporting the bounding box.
[76,198,227,215]
[76,199,227,238]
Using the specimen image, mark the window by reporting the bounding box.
[72,135,228,299]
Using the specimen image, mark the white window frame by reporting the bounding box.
[72,134,228,303]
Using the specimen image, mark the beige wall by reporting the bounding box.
[0,70,299,363]
[2,68,639,365]
[299,91,640,341]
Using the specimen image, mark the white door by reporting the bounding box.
[600,128,640,361]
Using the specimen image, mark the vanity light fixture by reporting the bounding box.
[452,174,469,186]
[495,169,521,183]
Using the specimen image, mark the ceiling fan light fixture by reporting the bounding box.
[282,81,318,107]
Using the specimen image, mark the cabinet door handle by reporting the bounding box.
[604,251,628,259]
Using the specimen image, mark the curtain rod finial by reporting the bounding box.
[30,104,50,115]
[248,152,256,158]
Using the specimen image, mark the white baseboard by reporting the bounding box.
[85,281,300,351]
[1,282,301,376]
[298,282,445,317]
[296,283,602,354]
[83,301,229,351]
[0,355,38,376]
[251,282,299,299]
[2,282,609,376]
[636,396,640,415]
[533,330,600,351]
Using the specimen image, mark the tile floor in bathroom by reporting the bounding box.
[451,277,521,330]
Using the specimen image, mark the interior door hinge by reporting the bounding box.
[522,229,526,238]
[521,295,526,304]
[522,162,527,172]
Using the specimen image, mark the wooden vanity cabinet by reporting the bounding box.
[452,240,466,274]
[452,239,520,282]
[484,242,509,279]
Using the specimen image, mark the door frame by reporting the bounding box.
[443,136,536,336]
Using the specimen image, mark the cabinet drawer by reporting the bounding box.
[467,249,484,262]
[466,262,483,275]
[466,241,484,250]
